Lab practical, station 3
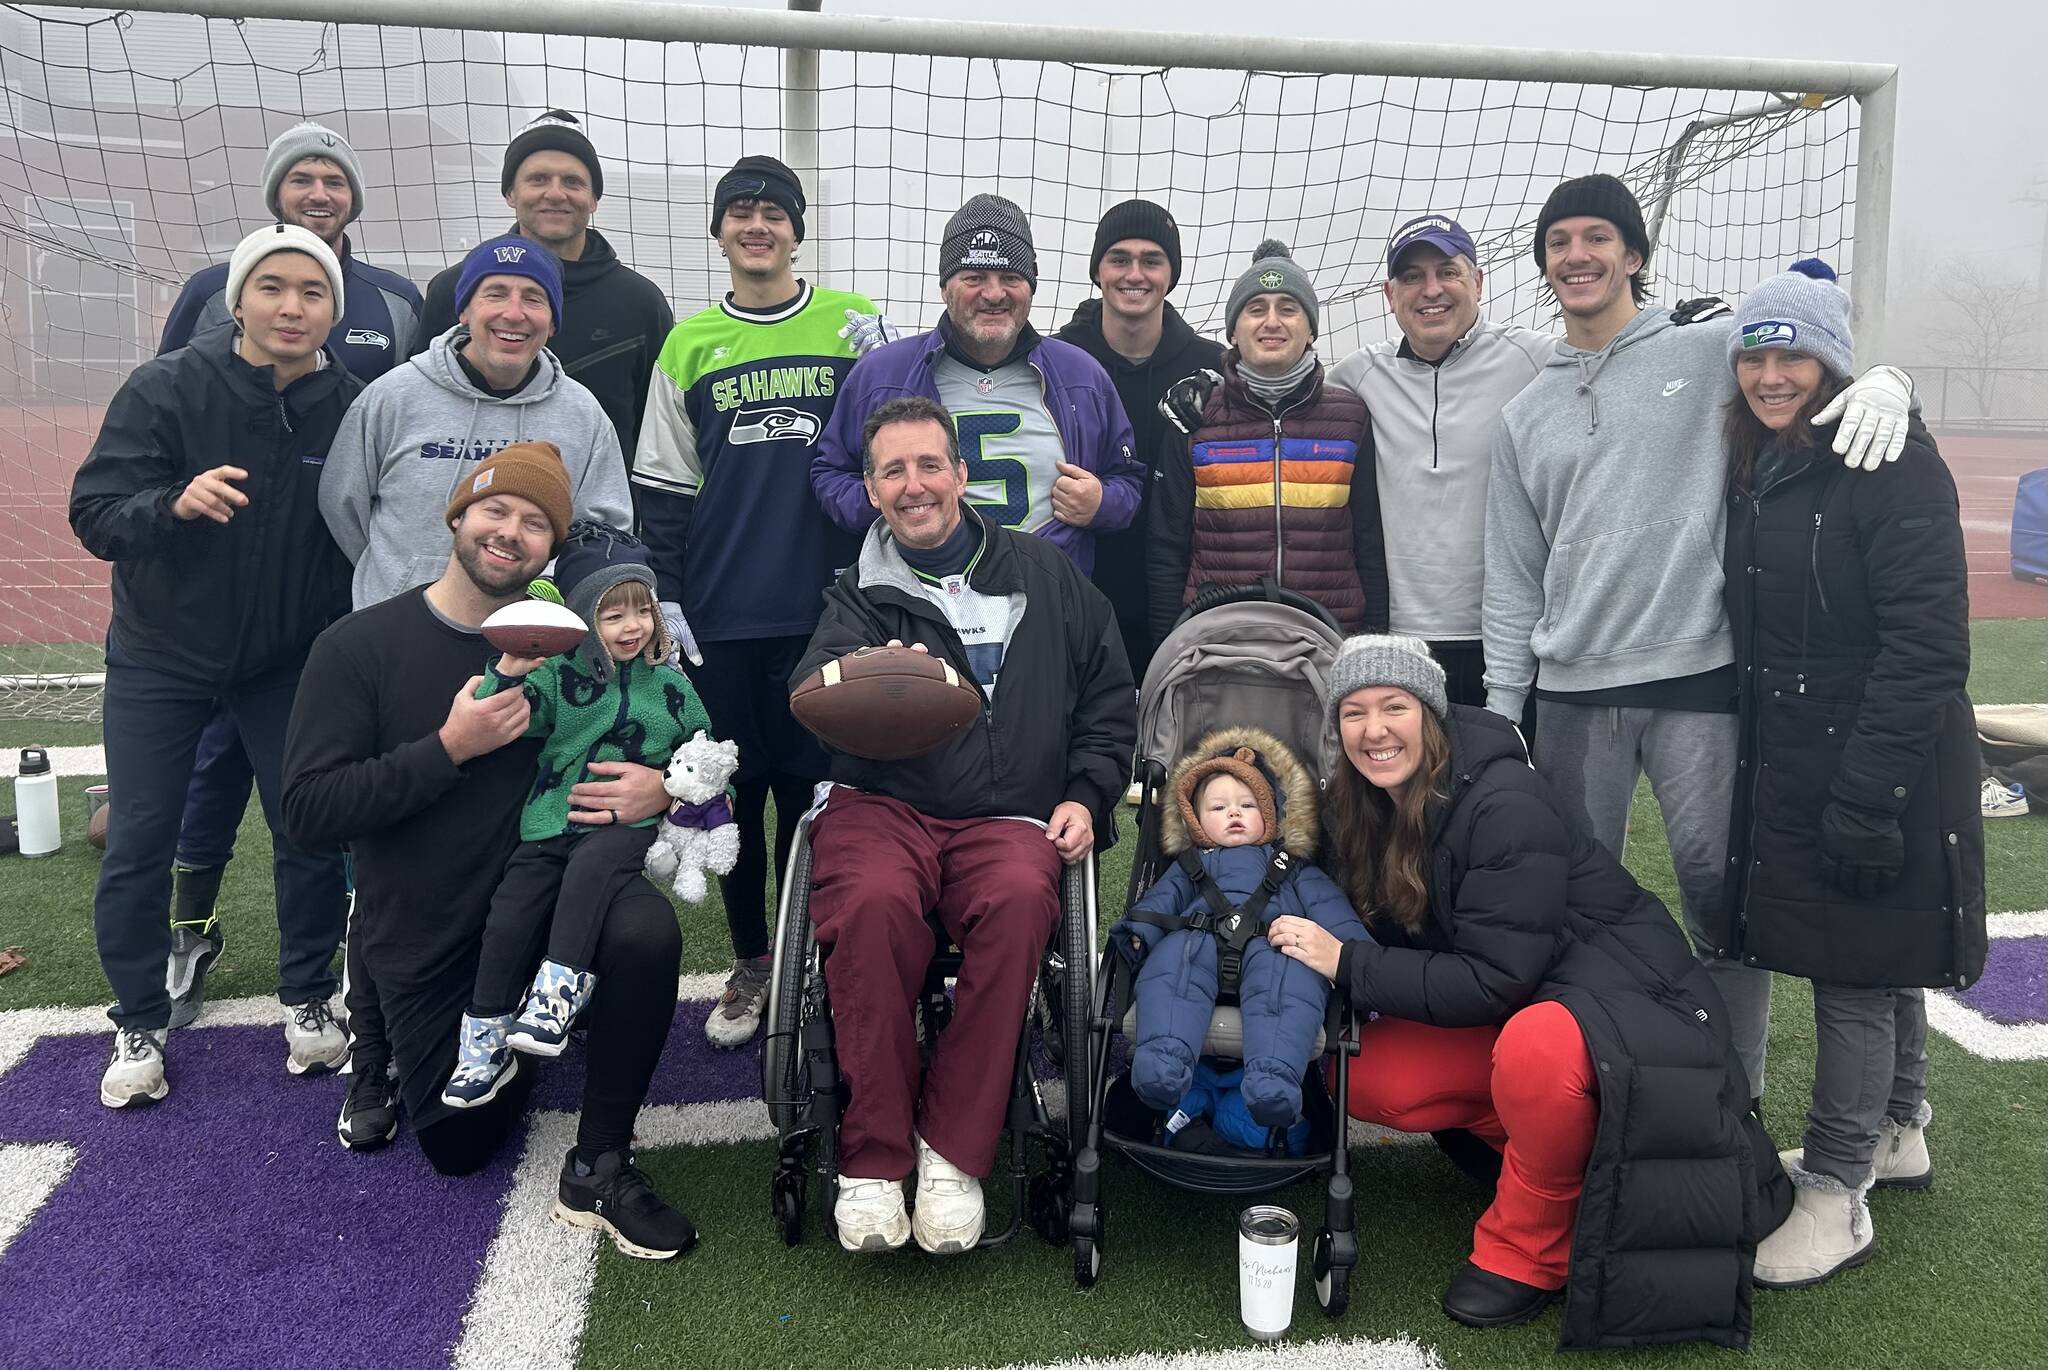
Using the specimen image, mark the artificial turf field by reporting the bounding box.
[0,620,2042,1370]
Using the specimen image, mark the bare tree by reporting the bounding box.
[1930,255,2038,419]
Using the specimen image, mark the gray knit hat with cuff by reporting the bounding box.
[263,122,365,229]
[1226,240,1319,338]
[1325,634,1449,730]
[1730,258,1854,380]
[940,194,1038,289]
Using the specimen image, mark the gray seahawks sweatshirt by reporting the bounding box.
[319,328,632,609]
[1481,306,1739,719]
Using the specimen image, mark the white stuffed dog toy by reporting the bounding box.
[644,731,741,903]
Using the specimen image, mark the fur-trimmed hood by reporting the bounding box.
[1160,724,1318,858]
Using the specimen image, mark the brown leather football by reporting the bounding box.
[88,803,109,852]
[481,601,588,659]
[789,645,982,761]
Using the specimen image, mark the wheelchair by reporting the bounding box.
[761,800,1098,1252]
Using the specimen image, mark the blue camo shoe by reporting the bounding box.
[506,960,599,1058]
[441,1012,520,1109]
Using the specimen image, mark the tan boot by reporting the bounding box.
[1872,1102,1933,1190]
[1754,1159,1875,1289]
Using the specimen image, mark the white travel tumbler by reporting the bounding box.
[1238,1204,1300,1341]
[15,747,60,857]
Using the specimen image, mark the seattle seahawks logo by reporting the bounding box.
[344,328,390,350]
[1740,319,1799,349]
[729,405,821,446]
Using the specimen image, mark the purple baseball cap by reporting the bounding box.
[1386,213,1477,272]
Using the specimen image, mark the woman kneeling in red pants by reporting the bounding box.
[1267,635,1788,1350]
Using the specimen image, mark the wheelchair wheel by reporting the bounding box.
[1313,1228,1349,1318]
[1059,859,1095,1144]
[772,1166,806,1247]
[762,823,815,1134]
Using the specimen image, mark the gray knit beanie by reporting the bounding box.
[1731,258,1854,379]
[1226,240,1319,339]
[262,122,365,229]
[1325,634,1449,730]
[940,194,1038,289]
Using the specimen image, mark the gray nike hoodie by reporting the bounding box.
[1481,305,1738,719]
[319,327,632,609]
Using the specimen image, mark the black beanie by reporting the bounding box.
[1532,173,1649,275]
[939,194,1037,289]
[711,155,808,244]
[1090,199,1183,288]
[502,110,603,199]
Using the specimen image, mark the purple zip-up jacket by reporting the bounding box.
[810,325,1144,574]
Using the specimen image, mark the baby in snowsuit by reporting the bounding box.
[1113,726,1371,1128]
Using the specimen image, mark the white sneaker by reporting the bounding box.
[911,1134,984,1254]
[100,1027,169,1108]
[1754,1158,1875,1288]
[833,1177,911,1253]
[1981,777,2029,819]
[704,955,772,1049]
[285,998,350,1076]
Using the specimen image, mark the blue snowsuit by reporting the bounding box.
[1114,844,1370,1127]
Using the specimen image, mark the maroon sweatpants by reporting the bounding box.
[806,788,1063,1180]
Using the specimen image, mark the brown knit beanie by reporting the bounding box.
[444,441,574,552]
[1175,746,1280,849]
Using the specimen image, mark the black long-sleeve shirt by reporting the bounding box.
[282,587,540,992]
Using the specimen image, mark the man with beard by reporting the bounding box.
[813,195,1144,575]
[283,445,697,1259]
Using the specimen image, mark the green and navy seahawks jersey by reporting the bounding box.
[634,281,874,642]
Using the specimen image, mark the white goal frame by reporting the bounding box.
[50,0,1899,357]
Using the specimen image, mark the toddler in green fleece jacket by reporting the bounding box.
[443,522,718,1109]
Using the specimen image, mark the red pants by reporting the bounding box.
[1345,1002,1598,1288]
[807,789,1062,1181]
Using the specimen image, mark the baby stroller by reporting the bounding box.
[1068,582,1360,1315]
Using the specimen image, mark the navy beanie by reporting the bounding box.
[455,235,565,332]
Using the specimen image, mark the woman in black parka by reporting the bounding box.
[1269,635,1788,1349]
[1714,260,1985,1290]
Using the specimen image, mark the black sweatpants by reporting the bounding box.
[683,635,826,961]
[471,825,661,1014]
[383,878,683,1177]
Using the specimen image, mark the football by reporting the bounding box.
[481,600,589,658]
[88,804,108,852]
[788,645,982,761]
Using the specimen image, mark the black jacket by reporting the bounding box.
[791,508,1137,841]
[69,329,361,684]
[1717,420,1986,987]
[1332,707,1786,1350]
[414,226,673,461]
[1055,299,1224,680]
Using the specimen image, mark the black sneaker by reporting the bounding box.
[338,1060,399,1152]
[552,1148,698,1260]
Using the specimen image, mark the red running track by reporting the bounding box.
[1,408,2042,647]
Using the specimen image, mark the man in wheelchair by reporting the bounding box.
[792,395,1136,1254]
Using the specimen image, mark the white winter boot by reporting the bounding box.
[1872,1100,1933,1190]
[1754,1158,1875,1289]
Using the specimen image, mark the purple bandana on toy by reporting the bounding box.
[665,794,733,831]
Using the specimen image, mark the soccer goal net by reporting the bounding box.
[0,1,1894,721]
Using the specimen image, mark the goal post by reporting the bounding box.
[0,0,1897,720]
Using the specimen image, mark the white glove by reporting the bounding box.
[1813,364,1912,472]
[659,599,703,668]
[838,309,902,356]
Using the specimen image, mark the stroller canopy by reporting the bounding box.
[1139,600,1346,784]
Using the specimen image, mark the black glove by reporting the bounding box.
[1816,801,1904,900]
[1157,368,1221,436]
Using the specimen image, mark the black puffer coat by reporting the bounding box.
[1716,420,1986,988]
[1331,707,1788,1349]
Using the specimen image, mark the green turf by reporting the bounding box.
[2,623,2043,1369]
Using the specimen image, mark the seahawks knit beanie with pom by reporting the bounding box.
[1730,257,1855,380]
[1227,239,1319,338]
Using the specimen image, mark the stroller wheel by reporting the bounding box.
[772,1168,806,1247]
[1313,1228,1350,1318]
[1073,1202,1105,1288]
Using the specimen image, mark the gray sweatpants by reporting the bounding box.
[1803,985,1930,1185]
[1533,702,1772,1097]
